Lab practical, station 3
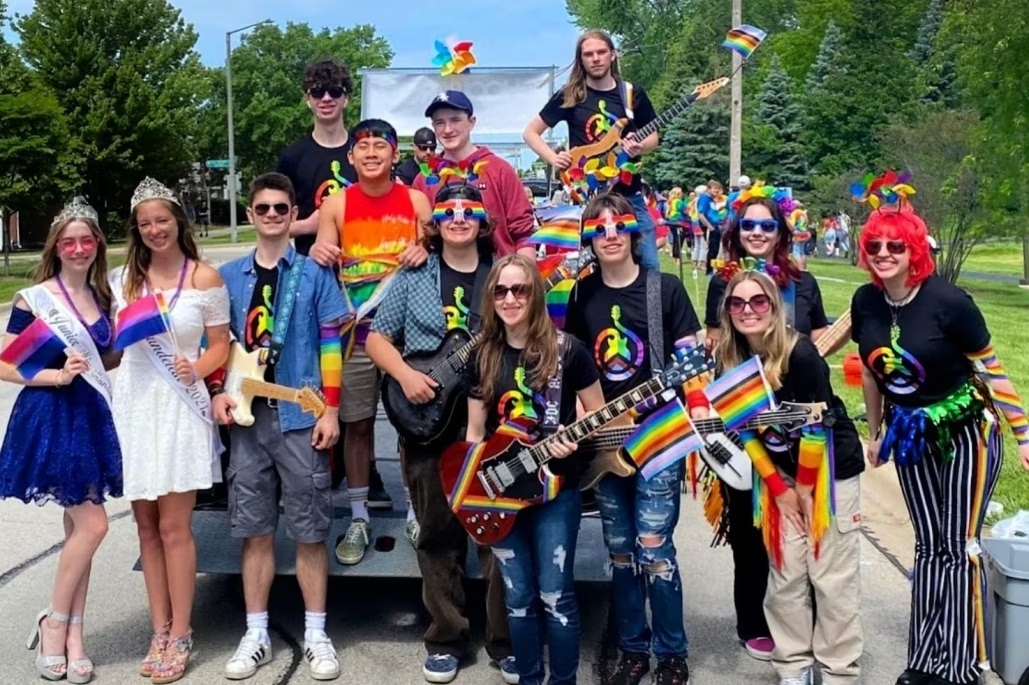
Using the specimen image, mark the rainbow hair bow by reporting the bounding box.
[712,257,781,282]
[418,156,488,187]
[731,181,796,216]
[581,213,640,241]
[850,170,916,210]
[433,199,487,222]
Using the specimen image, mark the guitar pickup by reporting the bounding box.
[517,449,537,475]
[492,461,516,488]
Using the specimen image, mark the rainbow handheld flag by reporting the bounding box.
[114,293,170,352]
[0,318,67,380]
[546,278,576,329]
[624,398,705,480]
[704,355,774,430]
[530,222,581,251]
[722,25,767,61]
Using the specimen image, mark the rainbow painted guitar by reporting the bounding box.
[439,348,711,545]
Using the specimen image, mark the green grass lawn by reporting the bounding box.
[663,254,1029,512]
[962,241,1029,278]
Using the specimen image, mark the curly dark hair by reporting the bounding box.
[421,183,494,258]
[302,58,353,95]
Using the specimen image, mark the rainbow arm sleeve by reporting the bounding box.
[796,428,827,489]
[319,323,342,409]
[969,346,1029,445]
[739,430,788,497]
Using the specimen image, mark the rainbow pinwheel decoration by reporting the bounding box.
[563,151,641,197]
[731,180,796,215]
[432,39,476,76]
[850,170,916,210]
[712,257,781,282]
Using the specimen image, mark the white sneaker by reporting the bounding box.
[778,667,813,685]
[304,635,341,681]
[225,631,272,680]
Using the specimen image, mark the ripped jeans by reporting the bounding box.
[492,488,582,685]
[595,460,687,661]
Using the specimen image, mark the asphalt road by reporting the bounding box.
[0,242,978,685]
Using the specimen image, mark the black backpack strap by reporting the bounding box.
[539,332,567,436]
[646,269,664,376]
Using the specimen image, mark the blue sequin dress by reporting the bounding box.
[0,308,123,506]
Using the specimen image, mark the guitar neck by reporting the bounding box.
[240,378,301,403]
[614,92,699,155]
[815,308,852,357]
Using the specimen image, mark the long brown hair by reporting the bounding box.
[474,255,559,406]
[561,30,621,108]
[121,199,201,303]
[714,271,798,390]
[35,217,114,314]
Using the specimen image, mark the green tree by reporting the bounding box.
[804,20,844,94]
[15,0,207,224]
[909,0,960,108]
[746,53,808,188]
[200,22,393,192]
[648,103,730,187]
[0,0,31,95]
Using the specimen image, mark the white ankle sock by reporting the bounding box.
[245,612,269,643]
[348,487,370,522]
[405,487,416,523]
[304,611,327,643]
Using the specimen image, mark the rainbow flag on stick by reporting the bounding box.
[625,398,705,480]
[530,221,581,252]
[704,355,774,430]
[722,25,767,60]
[113,293,170,352]
[0,318,67,380]
[546,278,576,329]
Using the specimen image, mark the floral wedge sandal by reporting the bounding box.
[150,631,193,684]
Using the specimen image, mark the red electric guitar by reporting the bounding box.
[439,348,711,545]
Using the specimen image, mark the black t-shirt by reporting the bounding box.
[394,157,421,186]
[758,336,864,481]
[470,337,599,481]
[705,271,829,335]
[539,82,657,196]
[245,261,278,383]
[275,133,356,255]
[440,259,478,332]
[850,275,990,407]
[564,269,702,401]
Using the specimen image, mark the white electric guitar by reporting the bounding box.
[222,341,326,426]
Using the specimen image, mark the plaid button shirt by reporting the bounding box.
[370,253,450,355]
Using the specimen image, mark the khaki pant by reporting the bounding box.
[764,475,863,684]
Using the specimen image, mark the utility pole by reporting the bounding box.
[729,0,743,185]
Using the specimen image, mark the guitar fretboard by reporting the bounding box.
[613,92,699,156]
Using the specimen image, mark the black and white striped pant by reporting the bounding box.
[895,415,1003,684]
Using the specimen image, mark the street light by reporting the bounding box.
[226,19,273,243]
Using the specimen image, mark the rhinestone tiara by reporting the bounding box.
[131,176,180,211]
[51,196,99,228]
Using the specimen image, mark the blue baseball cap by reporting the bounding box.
[425,90,474,118]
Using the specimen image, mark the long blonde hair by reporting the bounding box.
[474,255,559,406]
[714,271,797,390]
[561,30,622,108]
[121,199,200,303]
[35,217,114,314]
[667,187,684,204]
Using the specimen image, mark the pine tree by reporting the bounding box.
[747,54,808,189]
[908,0,942,65]
[805,21,845,94]
[909,0,961,108]
[649,104,730,187]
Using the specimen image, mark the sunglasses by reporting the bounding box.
[492,283,531,301]
[58,237,98,254]
[254,203,291,216]
[739,219,779,234]
[433,200,486,222]
[416,144,435,151]
[582,213,640,238]
[864,240,907,256]
[308,86,346,100]
[726,294,772,316]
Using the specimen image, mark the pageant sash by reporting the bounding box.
[21,285,113,408]
[109,269,213,425]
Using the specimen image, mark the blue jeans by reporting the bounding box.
[491,488,582,685]
[595,461,688,661]
[628,193,660,271]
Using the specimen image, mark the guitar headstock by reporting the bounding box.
[297,386,326,418]
[693,77,730,101]
[662,347,713,386]
[776,402,827,430]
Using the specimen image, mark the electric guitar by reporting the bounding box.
[815,308,852,357]
[222,341,326,426]
[577,401,828,491]
[565,77,729,193]
[381,250,596,445]
[439,348,711,545]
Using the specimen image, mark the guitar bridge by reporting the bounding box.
[477,471,498,500]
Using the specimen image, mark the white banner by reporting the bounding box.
[360,68,558,136]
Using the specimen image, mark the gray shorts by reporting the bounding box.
[227,402,332,543]
[341,345,380,423]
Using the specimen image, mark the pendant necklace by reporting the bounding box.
[883,286,919,347]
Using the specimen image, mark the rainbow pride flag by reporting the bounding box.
[530,222,580,251]
[546,278,576,329]
[114,292,170,352]
[624,398,705,480]
[0,318,67,380]
[704,355,774,430]
[722,25,767,60]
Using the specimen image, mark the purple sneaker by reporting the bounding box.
[743,637,774,661]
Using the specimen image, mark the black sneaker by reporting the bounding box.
[654,657,690,685]
[368,461,393,510]
[603,652,650,685]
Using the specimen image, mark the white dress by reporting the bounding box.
[111,284,230,501]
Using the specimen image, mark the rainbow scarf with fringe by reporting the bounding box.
[740,427,836,569]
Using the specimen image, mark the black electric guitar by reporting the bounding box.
[440,347,712,545]
[381,250,596,444]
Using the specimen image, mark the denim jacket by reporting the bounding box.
[219,244,350,432]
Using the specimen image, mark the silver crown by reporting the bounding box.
[130,176,180,211]
[51,197,99,228]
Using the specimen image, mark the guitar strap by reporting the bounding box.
[540,332,567,437]
[267,254,306,367]
[465,256,493,334]
[646,269,664,377]
[619,80,635,122]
